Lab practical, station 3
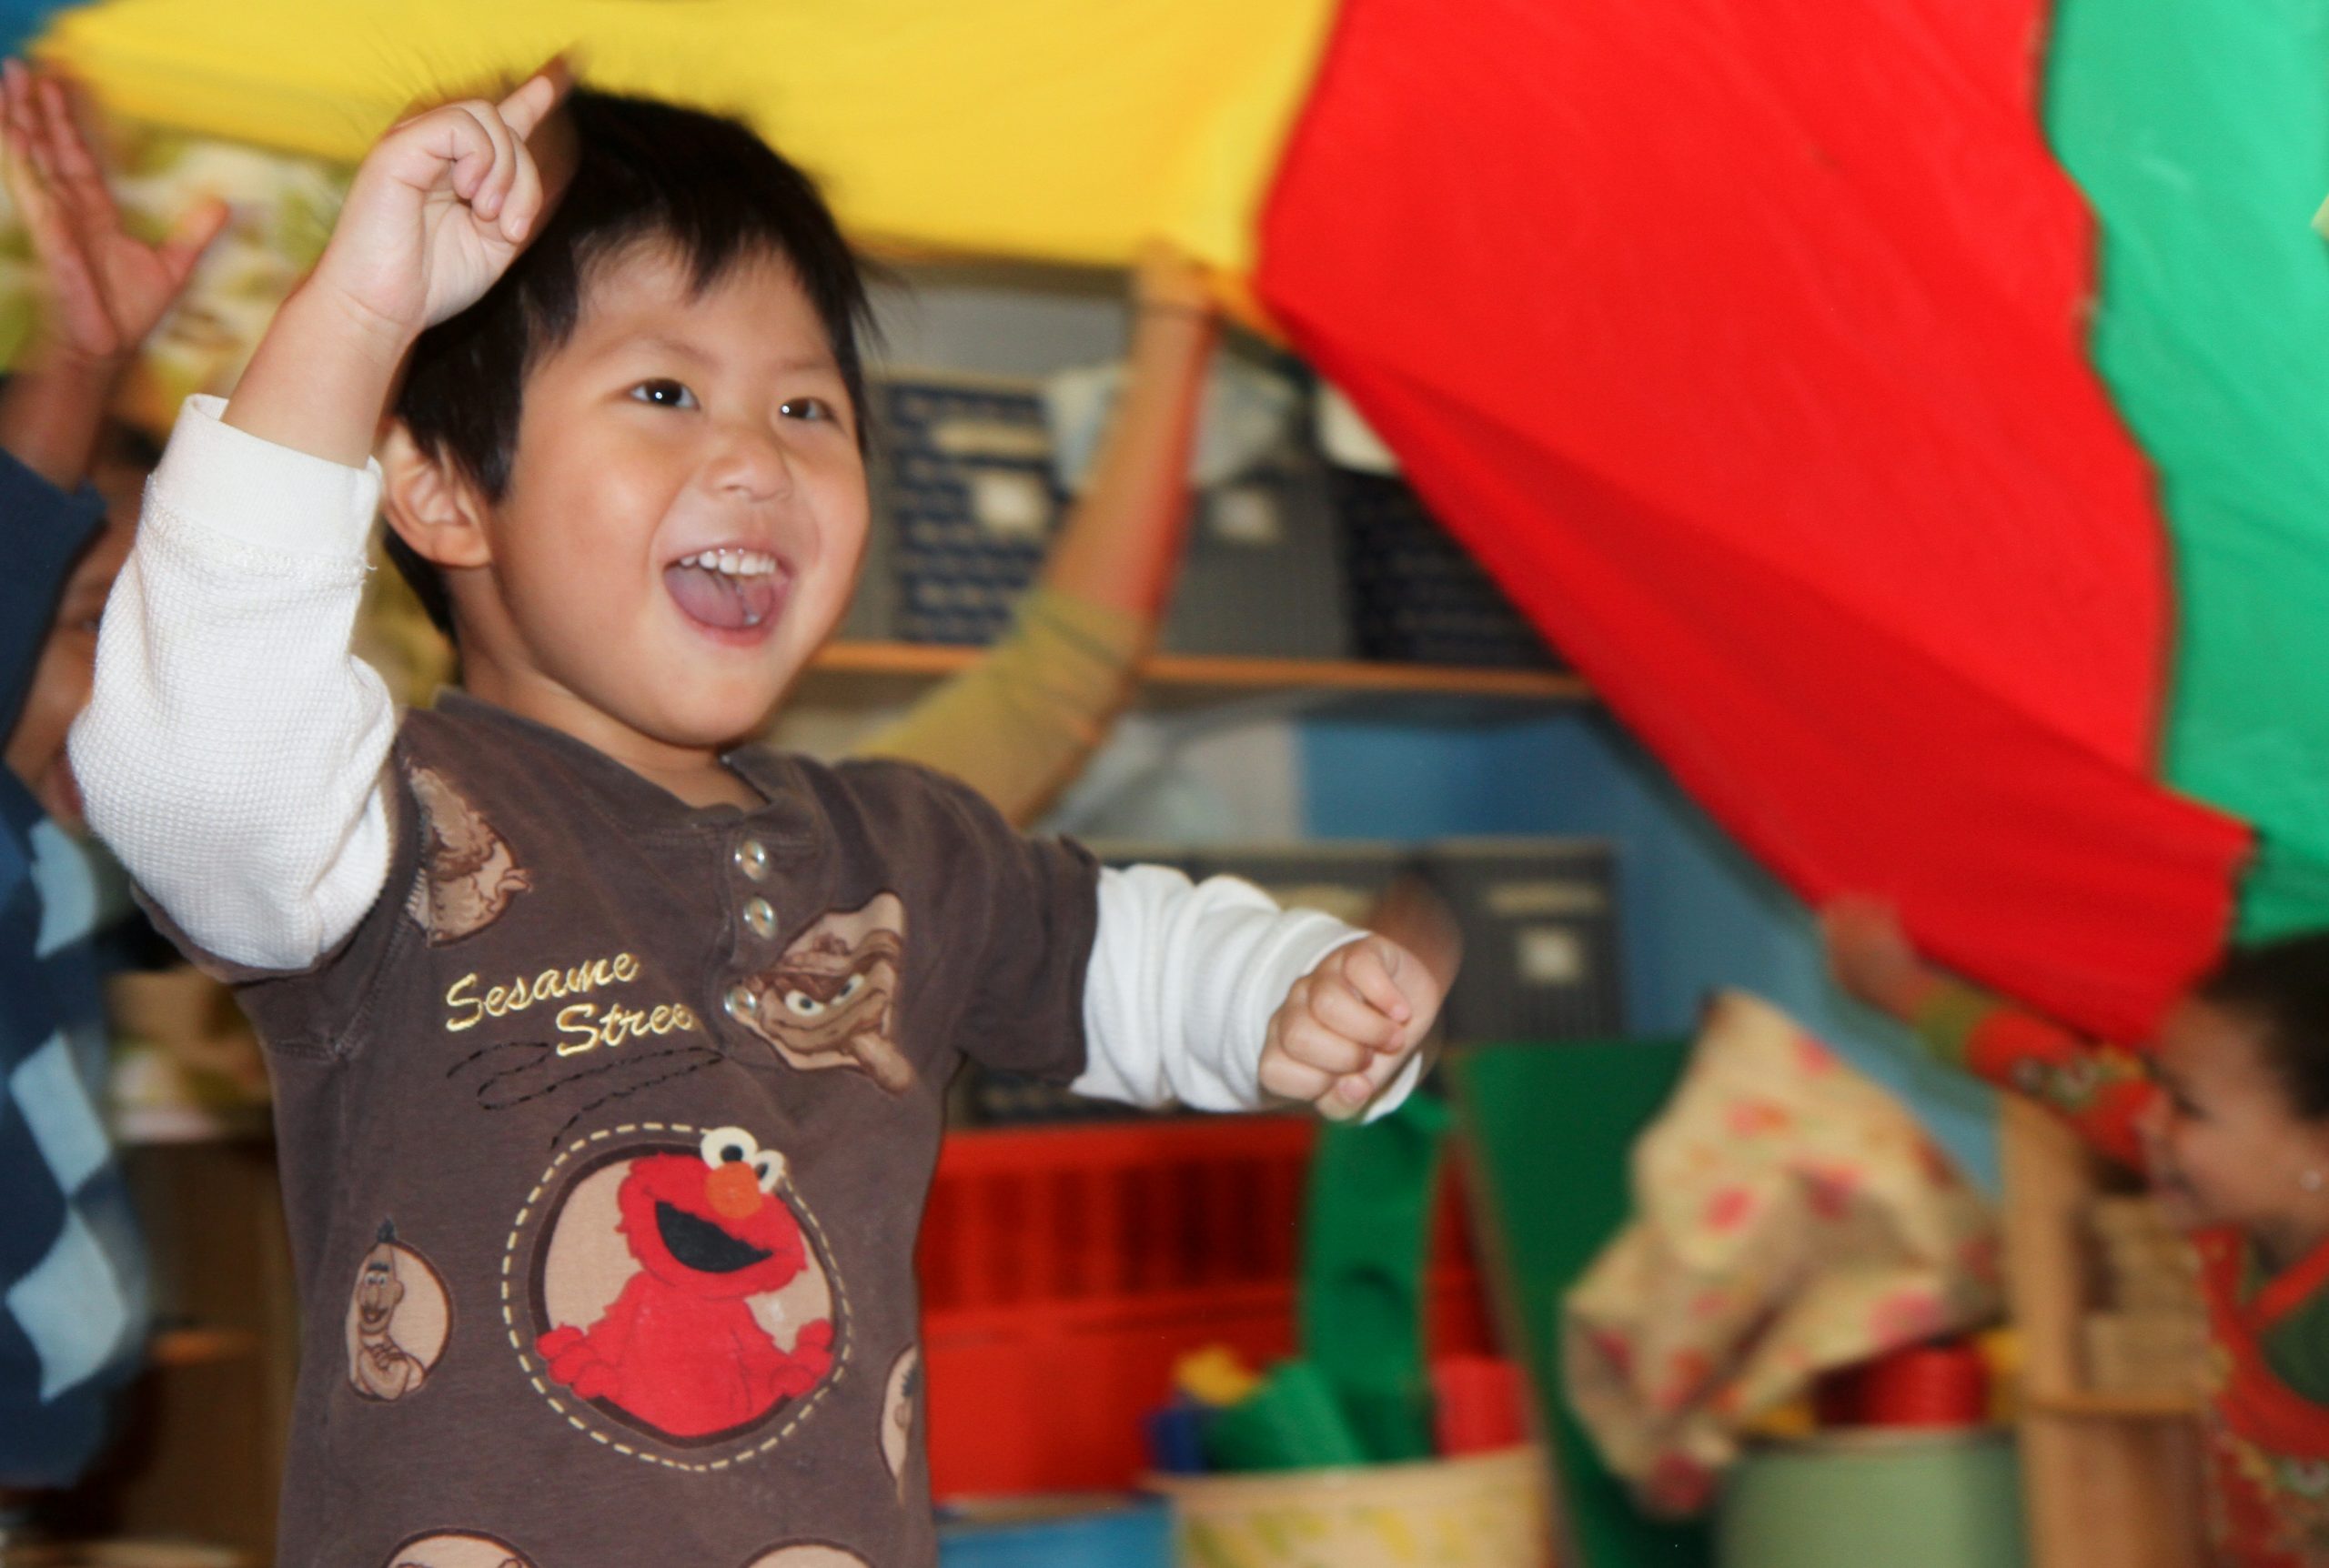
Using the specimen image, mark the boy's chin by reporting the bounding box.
[639,678,792,749]
[649,699,782,751]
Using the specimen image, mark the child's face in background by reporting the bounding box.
[2,435,155,828]
[2138,998,2329,1246]
[447,244,867,762]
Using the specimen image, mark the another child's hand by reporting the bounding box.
[1133,240,1215,318]
[1261,882,1457,1121]
[1821,897,1934,1019]
[0,60,227,371]
[307,64,569,354]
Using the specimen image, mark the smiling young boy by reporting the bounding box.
[71,72,1444,1568]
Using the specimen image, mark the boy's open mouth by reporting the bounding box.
[664,548,786,635]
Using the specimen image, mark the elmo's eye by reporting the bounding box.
[698,1124,760,1169]
[750,1151,785,1192]
[783,990,826,1019]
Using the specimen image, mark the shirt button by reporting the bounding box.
[734,839,771,882]
[742,897,777,940]
[723,984,756,1024]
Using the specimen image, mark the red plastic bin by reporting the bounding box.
[916,1114,1492,1497]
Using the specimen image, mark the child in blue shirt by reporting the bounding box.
[0,59,223,1493]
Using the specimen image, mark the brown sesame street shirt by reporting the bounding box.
[216,692,1097,1568]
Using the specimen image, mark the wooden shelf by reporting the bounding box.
[2027,1389,2202,1422]
[800,640,1592,709]
[2001,1100,2212,1567]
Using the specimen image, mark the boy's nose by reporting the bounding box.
[710,427,794,503]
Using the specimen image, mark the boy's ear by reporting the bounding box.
[379,422,494,569]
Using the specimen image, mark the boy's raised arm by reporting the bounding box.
[72,393,400,968]
[69,69,568,970]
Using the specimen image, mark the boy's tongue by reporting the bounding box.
[665,560,778,632]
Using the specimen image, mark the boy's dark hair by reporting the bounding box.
[387,87,874,636]
[2195,931,2329,1120]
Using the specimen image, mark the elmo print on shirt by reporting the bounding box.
[529,1124,839,1446]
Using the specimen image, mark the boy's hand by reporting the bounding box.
[306,63,570,355]
[0,60,227,371]
[1260,880,1458,1122]
[227,63,569,466]
[1821,897,1936,1020]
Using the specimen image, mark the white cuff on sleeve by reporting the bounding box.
[156,394,385,564]
[1076,865,1421,1121]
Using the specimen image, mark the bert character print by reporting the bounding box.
[346,1221,450,1402]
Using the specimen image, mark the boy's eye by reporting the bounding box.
[630,379,700,409]
[779,397,835,423]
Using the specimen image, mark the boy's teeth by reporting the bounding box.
[685,549,776,577]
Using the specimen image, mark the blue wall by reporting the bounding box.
[1297,708,1998,1187]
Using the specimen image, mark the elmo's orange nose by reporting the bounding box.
[706,1161,764,1220]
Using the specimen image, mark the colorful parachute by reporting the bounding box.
[32,0,2328,1039]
